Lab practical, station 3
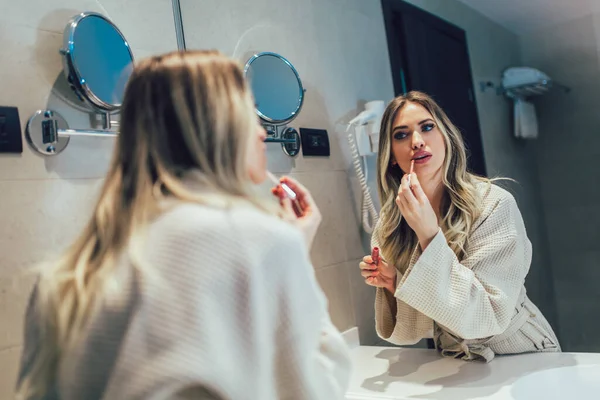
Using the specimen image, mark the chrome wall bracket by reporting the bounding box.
[263,124,301,157]
[280,127,301,157]
[26,109,117,156]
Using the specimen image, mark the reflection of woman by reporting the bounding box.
[17,51,350,399]
[359,91,560,362]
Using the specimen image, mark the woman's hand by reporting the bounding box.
[272,176,322,249]
[359,255,397,293]
[396,173,439,250]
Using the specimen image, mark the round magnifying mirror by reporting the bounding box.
[61,12,134,112]
[244,52,304,125]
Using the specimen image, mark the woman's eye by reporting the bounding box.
[393,132,408,140]
[422,123,435,132]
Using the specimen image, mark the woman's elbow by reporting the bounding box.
[447,307,512,340]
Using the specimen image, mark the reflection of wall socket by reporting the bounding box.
[0,106,23,154]
[299,128,330,157]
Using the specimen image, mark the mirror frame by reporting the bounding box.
[244,52,305,126]
[60,12,134,113]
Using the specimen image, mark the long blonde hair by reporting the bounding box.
[376,91,490,272]
[18,50,267,398]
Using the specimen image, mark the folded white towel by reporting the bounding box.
[514,99,538,139]
[503,67,551,89]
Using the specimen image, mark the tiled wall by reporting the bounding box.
[0,0,178,397]
[520,12,600,352]
[0,0,395,396]
[180,0,397,346]
[405,0,559,331]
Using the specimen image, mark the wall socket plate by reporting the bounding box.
[299,128,330,157]
[0,106,23,153]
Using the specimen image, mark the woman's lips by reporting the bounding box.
[413,152,431,164]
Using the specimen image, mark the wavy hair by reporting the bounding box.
[376,91,491,272]
[17,50,268,399]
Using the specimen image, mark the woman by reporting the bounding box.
[359,91,560,362]
[17,50,350,399]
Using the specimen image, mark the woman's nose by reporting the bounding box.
[412,131,425,149]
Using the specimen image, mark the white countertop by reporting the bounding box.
[345,346,600,400]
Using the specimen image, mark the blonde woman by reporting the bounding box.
[359,91,560,362]
[17,51,350,399]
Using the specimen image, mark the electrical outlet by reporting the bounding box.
[299,128,330,157]
[0,106,23,153]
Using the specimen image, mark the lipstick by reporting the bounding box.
[267,171,303,217]
[371,247,380,265]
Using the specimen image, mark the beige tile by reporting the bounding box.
[0,22,115,180]
[315,262,355,332]
[0,273,36,350]
[0,0,175,53]
[178,0,393,175]
[182,0,313,59]
[0,3,177,181]
[0,345,21,400]
[180,0,240,55]
[0,178,103,349]
[0,178,103,277]
[0,23,62,167]
[265,141,297,175]
[289,171,364,268]
[0,23,62,103]
[345,259,379,345]
[99,0,178,53]
[0,0,104,33]
[293,172,349,268]
[131,48,166,61]
[346,154,380,234]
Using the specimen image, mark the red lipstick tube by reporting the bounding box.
[371,247,380,265]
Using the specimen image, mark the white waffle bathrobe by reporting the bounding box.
[373,183,560,362]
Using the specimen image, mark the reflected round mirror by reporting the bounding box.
[61,12,134,112]
[244,52,304,125]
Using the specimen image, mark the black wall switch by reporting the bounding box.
[0,106,23,154]
[299,128,330,157]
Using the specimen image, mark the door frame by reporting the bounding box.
[380,0,487,177]
[381,0,474,95]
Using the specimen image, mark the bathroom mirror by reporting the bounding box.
[245,52,304,124]
[60,12,134,113]
[244,52,304,156]
[26,12,132,156]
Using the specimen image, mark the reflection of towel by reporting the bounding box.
[514,99,538,139]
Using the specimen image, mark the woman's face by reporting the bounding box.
[247,121,268,184]
[390,102,446,184]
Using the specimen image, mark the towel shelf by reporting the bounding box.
[504,80,570,99]
[479,79,571,99]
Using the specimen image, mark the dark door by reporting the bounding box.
[381,0,487,177]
